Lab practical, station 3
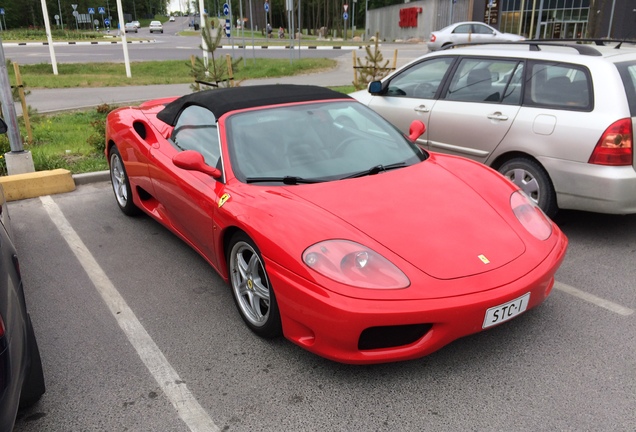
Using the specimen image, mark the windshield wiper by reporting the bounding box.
[341,162,407,180]
[245,176,324,185]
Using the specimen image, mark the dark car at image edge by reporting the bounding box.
[0,118,46,430]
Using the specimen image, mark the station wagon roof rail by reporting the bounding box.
[440,40,623,56]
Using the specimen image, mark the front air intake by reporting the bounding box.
[358,324,432,350]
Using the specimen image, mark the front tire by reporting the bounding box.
[109,145,141,216]
[227,233,282,338]
[499,157,558,218]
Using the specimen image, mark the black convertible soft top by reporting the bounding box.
[156,84,351,126]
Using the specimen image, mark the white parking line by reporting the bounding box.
[40,196,220,432]
[554,281,634,316]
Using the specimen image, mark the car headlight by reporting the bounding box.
[303,240,410,289]
[511,191,552,240]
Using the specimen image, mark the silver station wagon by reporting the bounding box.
[352,40,636,217]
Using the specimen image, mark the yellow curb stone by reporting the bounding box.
[0,169,76,201]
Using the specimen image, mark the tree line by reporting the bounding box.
[2,0,404,35]
[1,0,169,29]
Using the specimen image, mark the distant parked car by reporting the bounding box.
[169,16,175,22]
[131,20,141,28]
[0,119,46,430]
[124,22,138,33]
[427,21,524,51]
[149,20,163,33]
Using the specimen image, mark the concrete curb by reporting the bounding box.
[3,40,154,46]
[0,169,76,201]
[72,170,110,185]
[0,170,111,202]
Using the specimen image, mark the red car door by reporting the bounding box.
[148,139,225,271]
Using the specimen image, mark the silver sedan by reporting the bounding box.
[427,22,524,51]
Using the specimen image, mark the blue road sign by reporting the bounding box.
[225,19,231,37]
[264,2,269,12]
[88,7,95,14]
[223,3,229,16]
[98,6,105,14]
[0,8,5,15]
[343,12,348,20]
[104,18,110,26]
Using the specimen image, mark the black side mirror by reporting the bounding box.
[368,81,384,95]
[0,118,7,135]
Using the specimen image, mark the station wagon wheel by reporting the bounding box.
[228,232,282,338]
[109,145,141,216]
[499,157,558,218]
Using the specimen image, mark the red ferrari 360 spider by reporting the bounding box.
[105,84,567,364]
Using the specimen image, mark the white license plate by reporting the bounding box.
[483,293,530,329]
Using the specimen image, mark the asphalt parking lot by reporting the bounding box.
[9,181,636,431]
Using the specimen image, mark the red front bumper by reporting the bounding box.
[266,232,568,365]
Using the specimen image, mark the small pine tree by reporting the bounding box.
[189,17,242,91]
[353,33,392,90]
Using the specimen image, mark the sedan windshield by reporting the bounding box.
[225,101,427,183]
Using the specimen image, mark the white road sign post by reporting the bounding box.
[41,0,59,75]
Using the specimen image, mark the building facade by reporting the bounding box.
[366,0,634,42]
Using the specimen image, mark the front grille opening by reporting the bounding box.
[358,324,433,351]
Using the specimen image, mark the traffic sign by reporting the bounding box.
[343,12,348,20]
[88,7,95,14]
[264,2,269,12]
[223,3,229,16]
[225,18,231,37]
[104,18,110,26]
[98,6,105,14]
[0,8,5,15]
[344,4,348,11]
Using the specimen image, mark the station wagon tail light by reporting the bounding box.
[430,34,436,42]
[511,191,552,241]
[303,240,410,289]
[588,118,633,166]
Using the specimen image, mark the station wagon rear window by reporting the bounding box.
[524,61,592,111]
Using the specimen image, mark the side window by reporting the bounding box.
[445,58,521,103]
[453,24,471,34]
[474,24,494,34]
[385,57,455,99]
[524,62,592,110]
[171,105,221,167]
[616,61,636,116]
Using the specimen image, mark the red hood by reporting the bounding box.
[286,161,525,280]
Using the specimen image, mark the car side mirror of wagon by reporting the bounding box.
[173,150,222,179]
[368,81,384,95]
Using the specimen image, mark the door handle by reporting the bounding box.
[487,112,509,121]
[414,105,430,113]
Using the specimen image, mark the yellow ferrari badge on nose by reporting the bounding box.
[478,254,490,264]
[218,193,231,208]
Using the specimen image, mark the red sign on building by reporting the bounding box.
[399,7,421,28]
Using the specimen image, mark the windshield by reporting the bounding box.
[225,101,427,184]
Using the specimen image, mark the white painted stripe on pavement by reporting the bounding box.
[554,281,634,316]
[40,195,220,432]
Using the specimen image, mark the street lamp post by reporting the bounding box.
[58,0,64,29]
[608,0,617,38]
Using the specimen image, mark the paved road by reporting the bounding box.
[7,35,634,430]
[8,183,636,431]
[5,31,423,114]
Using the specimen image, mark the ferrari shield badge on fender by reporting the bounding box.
[218,193,231,208]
